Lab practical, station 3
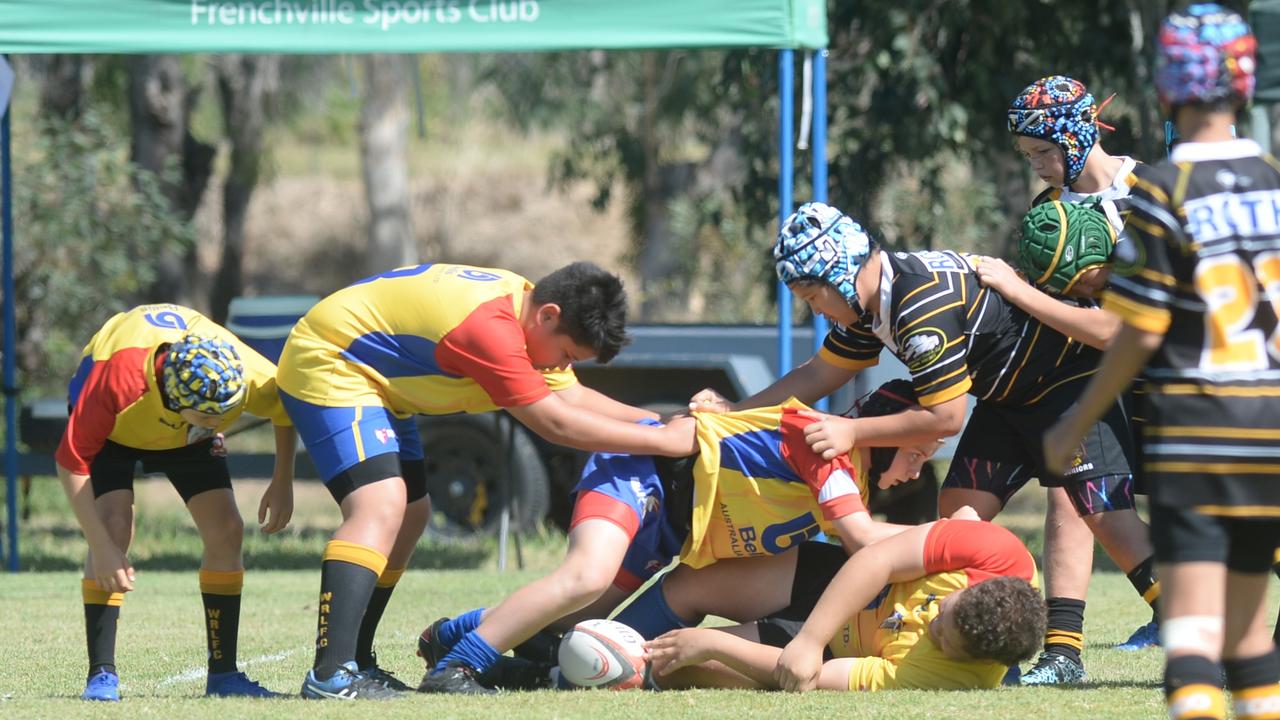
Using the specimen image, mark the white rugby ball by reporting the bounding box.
[557,619,648,690]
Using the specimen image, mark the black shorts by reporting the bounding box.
[325,453,430,504]
[755,541,844,659]
[941,383,1137,515]
[89,440,231,504]
[1150,503,1280,574]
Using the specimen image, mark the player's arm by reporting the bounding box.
[553,381,659,422]
[977,257,1119,349]
[691,335,867,413]
[1044,323,1161,475]
[774,522,933,692]
[831,512,912,552]
[508,395,697,457]
[801,395,965,461]
[257,423,296,534]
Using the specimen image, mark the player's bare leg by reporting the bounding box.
[937,488,1003,521]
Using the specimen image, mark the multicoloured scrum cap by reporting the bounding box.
[1007,76,1106,186]
[773,201,872,306]
[852,379,919,488]
[1156,3,1256,108]
[1017,200,1117,295]
[162,334,246,415]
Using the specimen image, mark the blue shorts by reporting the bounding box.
[571,452,688,592]
[279,391,424,483]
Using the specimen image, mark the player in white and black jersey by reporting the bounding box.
[688,204,1157,679]
[1046,7,1280,720]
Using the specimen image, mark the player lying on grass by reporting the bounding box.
[645,518,1044,691]
[416,381,946,693]
[276,261,693,699]
[1045,7,1280,719]
[55,304,296,701]
[1001,73,1165,668]
[690,201,1159,685]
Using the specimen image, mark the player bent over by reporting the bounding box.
[278,261,690,700]
[417,381,945,693]
[648,519,1044,692]
[1046,7,1280,720]
[56,304,296,701]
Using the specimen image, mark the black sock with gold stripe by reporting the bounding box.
[1044,597,1085,664]
[355,567,404,670]
[200,570,243,674]
[1166,655,1226,720]
[314,540,387,680]
[1126,555,1161,618]
[82,579,123,677]
[1225,649,1280,720]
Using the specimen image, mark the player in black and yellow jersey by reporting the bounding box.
[1047,7,1280,720]
[689,201,1156,685]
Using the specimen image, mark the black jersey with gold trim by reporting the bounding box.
[821,250,1099,408]
[1104,139,1280,515]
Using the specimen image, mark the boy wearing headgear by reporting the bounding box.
[690,201,1158,683]
[55,304,297,701]
[1046,6,1280,719]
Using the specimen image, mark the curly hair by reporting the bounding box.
[950,577,1046,666]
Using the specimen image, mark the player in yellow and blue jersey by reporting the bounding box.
[55,304,296,701]
[278,261,691,699]
[1046,7,1280,720]
[415,380,946,692]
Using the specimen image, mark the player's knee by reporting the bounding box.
[401,498,431,533]
[556,560,616,606]
[202,512,245,551]
[100,510,134,546]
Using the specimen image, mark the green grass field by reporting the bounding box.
[1,476,1273,719]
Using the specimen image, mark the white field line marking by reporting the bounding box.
[159,647,301,686]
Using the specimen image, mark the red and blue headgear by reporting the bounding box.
[1007,76,1113,186]
[162,334,246,415]
[1156,4,1256,109]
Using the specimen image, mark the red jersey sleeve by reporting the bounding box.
[778,407,866,521]
[922,519,1036,585]
[54,348,150,475]
[434,296,555,408]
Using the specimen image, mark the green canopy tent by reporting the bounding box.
[0,0,829,570]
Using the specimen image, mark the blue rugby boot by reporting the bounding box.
[1020,651,1086,685]
[301,661,401,701]
[1115,620,1160,651]
[81,668,120,701]
[206,670,281,698]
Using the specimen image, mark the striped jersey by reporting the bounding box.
[1104,138,1280,514]
[680,399,868,569]
[821,250,1099,407]
[276,263,576,416]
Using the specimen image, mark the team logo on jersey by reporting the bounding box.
[900,328,946,372]
[374,428,397,444]
[459,269,501,282]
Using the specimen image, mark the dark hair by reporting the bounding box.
[532,262,631,364]
[852,379,919,485]
[951,577,1047,666]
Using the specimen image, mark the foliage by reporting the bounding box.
[9,111,193,396]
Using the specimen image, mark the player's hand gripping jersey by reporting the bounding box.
[1105,140,1280,513]
[276,263,575,416]
[820,250,1100,407]
[828,519,1037,691]
[54,305,288,474]
[572,399,870,588]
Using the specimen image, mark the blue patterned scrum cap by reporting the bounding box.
[1007,75,1110,186]
[773,201,873,306]
[162,334,246,415]
[1157,4,1256,108]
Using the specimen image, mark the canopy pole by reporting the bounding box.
[3,88,17,572]
[777,50,794,377]
[811,49,829,411]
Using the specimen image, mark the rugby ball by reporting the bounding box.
[557,619,648,690]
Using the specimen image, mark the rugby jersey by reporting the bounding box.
[820,250,1099,407]
[276,263,576,416]
[679,399,868,569]
[1104,139,1280,514]
[1031,155,1156,228]
[54,305,289,475]
[828,519,1038,691]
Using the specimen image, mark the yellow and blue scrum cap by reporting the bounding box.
[162,334,246,415]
